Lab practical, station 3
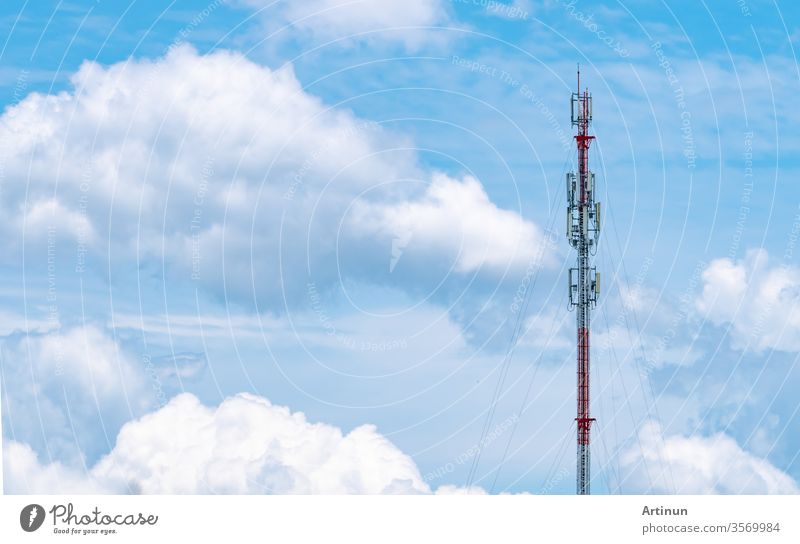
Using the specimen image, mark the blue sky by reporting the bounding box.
[1,0,800,495]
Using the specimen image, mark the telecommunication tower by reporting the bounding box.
[566,66,601,495]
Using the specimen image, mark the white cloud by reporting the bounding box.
[520,306,571,350]
[350,174,557,275]
[36,326,145,396]
[696,248,800,352]
[696,251,753,327]
[0,309,58,335]
[1,46,406,288]
[592,322,703,370]
[240,0,451,49]
[5,391,486,495]
[1,326,154,465]
[434,484,488,495]
[92,392,429,494]
[1,324,480,495]
[3,441,109,494]
[23,199,95,244]
[0,45,552,312]
[620,421,798,494]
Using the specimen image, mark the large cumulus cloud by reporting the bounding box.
[5,390,478,494]
[1,45,554,315]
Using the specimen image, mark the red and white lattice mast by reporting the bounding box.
[566,66,601,495]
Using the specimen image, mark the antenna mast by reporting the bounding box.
[567,65,600,495]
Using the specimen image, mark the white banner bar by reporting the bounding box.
[2,495,798,543]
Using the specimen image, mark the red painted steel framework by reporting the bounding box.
[567,67,601,495]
